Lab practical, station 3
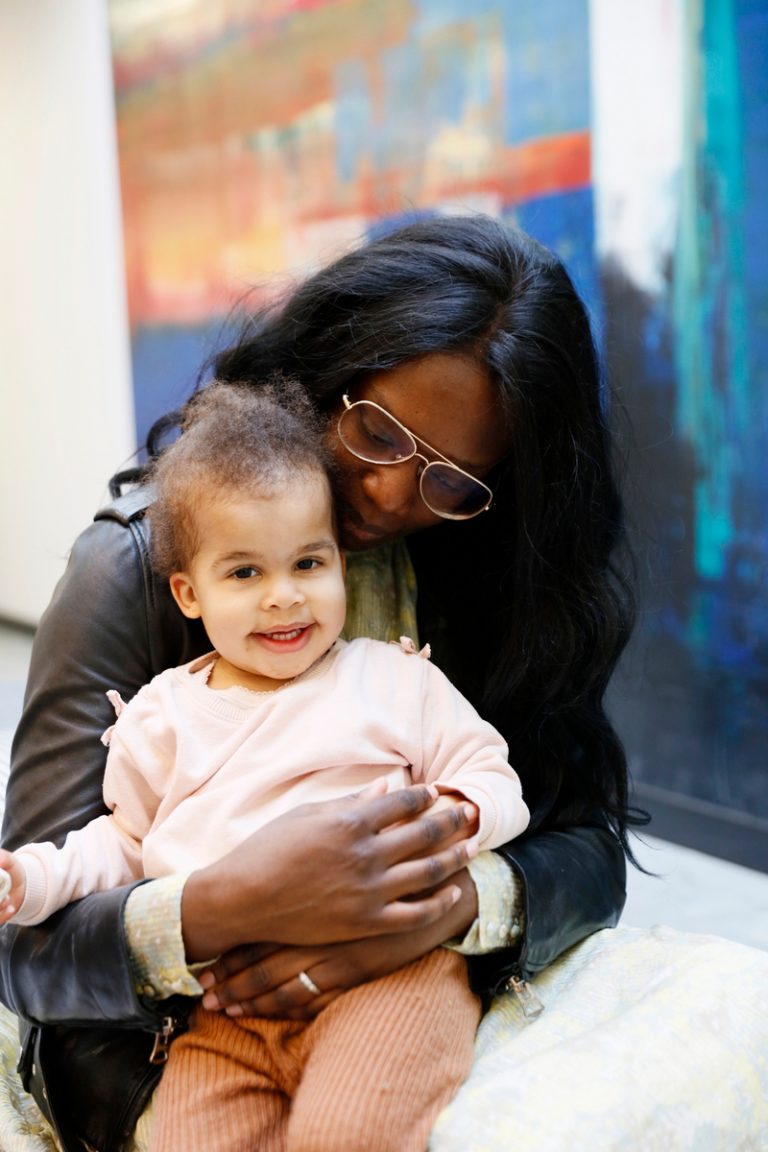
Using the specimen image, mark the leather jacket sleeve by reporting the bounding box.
[467,815,626,994]
[0,494,208,1026]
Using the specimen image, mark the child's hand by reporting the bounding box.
[403,792,480,864]
[0,849,26,924]
[429,793,480,849]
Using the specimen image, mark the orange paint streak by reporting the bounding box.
[123,129,591,327]
[500,131,591,201]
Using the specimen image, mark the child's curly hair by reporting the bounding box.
[148,376,332,576]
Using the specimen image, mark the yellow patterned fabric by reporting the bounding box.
[447,851,523,954]
[0,1005,58,1151]
[342,539,420,645]
[430,924,768,1151]
[124,875,204,999]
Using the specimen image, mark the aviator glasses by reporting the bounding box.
[338,395,494,520]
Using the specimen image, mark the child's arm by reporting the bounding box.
[0,811,145,926]
[414,657,530,851]
[0,682,174,927]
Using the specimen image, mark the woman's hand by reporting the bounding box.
[197,868,479,1020]
[182,784,478,962]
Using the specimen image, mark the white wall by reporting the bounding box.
[0,0,135,626]
[589,0,684,297]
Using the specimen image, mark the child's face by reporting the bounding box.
[170,473,346,691]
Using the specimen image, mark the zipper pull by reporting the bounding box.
[149,1016,176,1065]
[505,971,544,1020]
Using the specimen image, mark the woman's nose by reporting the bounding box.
[361,461,419,519]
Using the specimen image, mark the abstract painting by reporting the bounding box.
[107,0,768,865]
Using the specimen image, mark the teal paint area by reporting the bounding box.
[610,0,768,822]
[674,0,755,586]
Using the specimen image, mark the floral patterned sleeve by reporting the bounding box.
[124,876,205,999]
[449,853,525,955]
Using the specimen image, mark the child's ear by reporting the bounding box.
[169,572,202,619]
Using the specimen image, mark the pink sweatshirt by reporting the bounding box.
[14,638,528,925]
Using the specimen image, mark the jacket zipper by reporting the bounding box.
[148,1015,177,1065]
[504,965,544,1019]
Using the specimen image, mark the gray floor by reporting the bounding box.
[1,623,766,953]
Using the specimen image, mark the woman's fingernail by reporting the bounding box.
[225,1004,243,1018]
[462,803,476,820]
[201,992,220,1010]
[466,838,479,859]
[198,972,214,989]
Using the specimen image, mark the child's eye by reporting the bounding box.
[232,566,258,580]
[296,558,320,571]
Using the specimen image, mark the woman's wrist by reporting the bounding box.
[181,861,252,962]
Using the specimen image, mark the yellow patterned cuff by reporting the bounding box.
[124,875,204,999]
[447,852,525,955]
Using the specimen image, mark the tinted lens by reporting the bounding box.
[339,402,415,463]
[421,463,492,518]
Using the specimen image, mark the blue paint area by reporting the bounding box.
[347,13,497,181]
[375,36,475,174]
[366,208,438,244]
[499,0,590,144]
[334,59,373,184]
[376,42,425,173]
[513,186,601,338]
[675,0,768,605]
[612,0,768,820]
[130,322,226,456]
[412,0,500,34]
[736,3,768,508]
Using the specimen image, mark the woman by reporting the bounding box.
[0,215,637,1151]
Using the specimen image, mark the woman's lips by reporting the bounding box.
[339,509,390,547]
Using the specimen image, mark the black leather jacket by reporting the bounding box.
[0,491,626,1151]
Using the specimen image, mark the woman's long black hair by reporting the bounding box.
[146,214,644,855]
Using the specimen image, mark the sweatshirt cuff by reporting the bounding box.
[12,852,49,925]
[124,874,204,999]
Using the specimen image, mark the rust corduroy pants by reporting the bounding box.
[149,947,480,1152]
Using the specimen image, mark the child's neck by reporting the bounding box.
[208,657,291,695]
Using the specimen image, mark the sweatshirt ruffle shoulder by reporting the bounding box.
[100,655,218,745]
